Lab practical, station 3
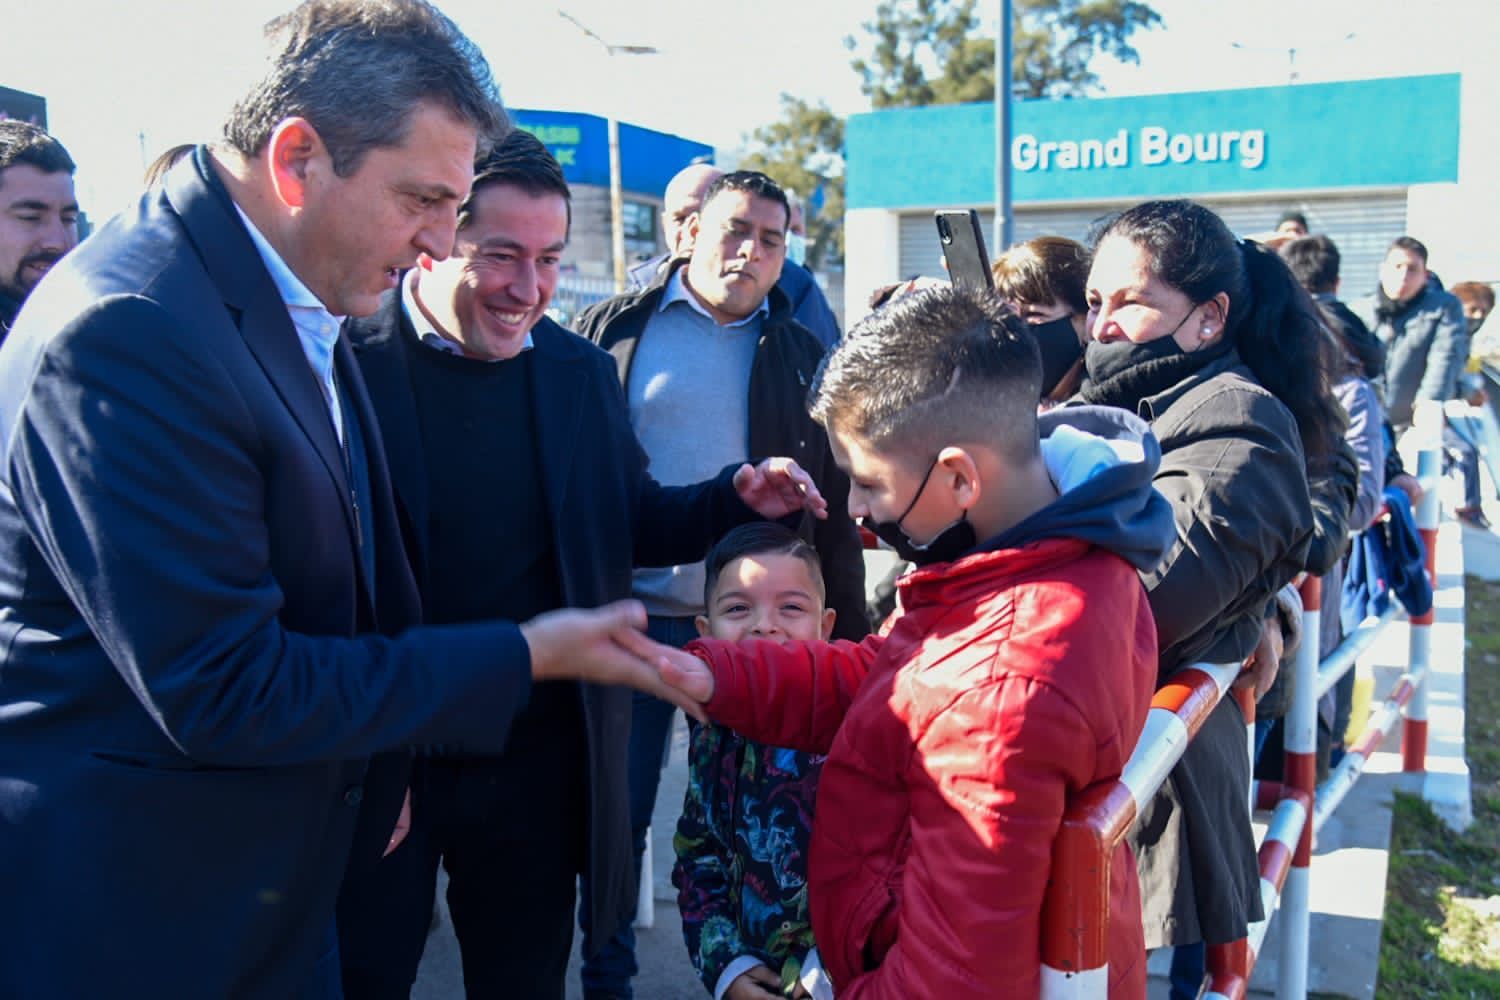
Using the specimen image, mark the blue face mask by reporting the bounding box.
[862,455,977,566]
[785,231,808,268]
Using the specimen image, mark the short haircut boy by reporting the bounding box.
[703,521,825,608]
[810,282,1040,463]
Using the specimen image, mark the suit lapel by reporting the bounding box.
[165,149,350,508]
[346,295,431,576]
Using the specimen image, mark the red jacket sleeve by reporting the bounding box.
[691,635,884,754]
[841,676,1095,1000]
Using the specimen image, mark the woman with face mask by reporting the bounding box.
[991,235,1092,405]
[1076,199,1345,997]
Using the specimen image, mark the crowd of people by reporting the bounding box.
[0,2,1493,999]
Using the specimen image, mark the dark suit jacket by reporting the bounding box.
[0,149,533,999]
[346,292,761,947]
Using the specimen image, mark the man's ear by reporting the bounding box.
[819,608,837,641]
[937,445,981,510]
[694,614,712,638]
[266,117,326,211]
[679,211,703,256]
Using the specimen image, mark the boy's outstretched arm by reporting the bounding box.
[841,677,1094,1000]
[659,636,884,754]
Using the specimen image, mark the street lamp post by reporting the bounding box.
[559,11,658,293]
[994,0,1013,255]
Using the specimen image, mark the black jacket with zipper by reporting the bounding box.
[575,262,870,640]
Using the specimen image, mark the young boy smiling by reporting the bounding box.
[673,522,836,1000]
[661,284,1174,999]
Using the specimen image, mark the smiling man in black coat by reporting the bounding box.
[337,130,829,1000]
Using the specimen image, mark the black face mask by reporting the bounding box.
[1083,304,1197,384]
[863,455,977,566]
[1469,316,1487,337]
[1032,315,1084,397]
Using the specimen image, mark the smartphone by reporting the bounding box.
[935,209,994,292]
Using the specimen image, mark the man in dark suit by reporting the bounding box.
[336,130,827,998]
[0,4,723,998]
[0,121,78,340]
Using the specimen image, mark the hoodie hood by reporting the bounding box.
[976,404,1174,572]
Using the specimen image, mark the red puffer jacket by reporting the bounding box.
[692,538,1156,998]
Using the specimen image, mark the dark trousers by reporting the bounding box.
[577,615,697,999]
[339,686,587,1000]
[1443,420,1485,510]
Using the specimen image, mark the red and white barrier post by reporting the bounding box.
[1403,443,1441,773]
[1277,575,1321,999]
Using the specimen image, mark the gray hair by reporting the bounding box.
[223,0,507,176]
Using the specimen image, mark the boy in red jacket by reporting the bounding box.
[658,284,1174,998]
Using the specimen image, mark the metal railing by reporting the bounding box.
[1040,434,1444,999]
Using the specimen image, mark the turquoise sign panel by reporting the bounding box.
[846,74,1461,209]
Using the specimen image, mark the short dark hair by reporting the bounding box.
[459,129,572,233]
[991,235,1090,316]
[0,120,76,176]
[1279,234,1341,294]
[1389,235,1429,264]
[699,170,790,231]
[1277,209,1308,230]
[223,0,506,177]
[703,522,825,608]
[810,282,1041,465]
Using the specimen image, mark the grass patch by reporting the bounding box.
[1377,574,1500,998]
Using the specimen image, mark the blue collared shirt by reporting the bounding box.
[234,205,346,444]
[657,267,770,326]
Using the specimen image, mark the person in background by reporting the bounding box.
[1358,236,1468,432]
[626,162,722,290]
[575,170,868,1000]
[991,235,1091,403]
[1275,209,1309,238]
[1456,281,1499,429]
[1277,233,1387,772]
[673,522,837,1000]
[0,120,78,340]
[628,164,839,349]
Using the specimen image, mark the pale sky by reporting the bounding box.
[3,0,1496,221]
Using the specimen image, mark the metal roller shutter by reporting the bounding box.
[898,192,1408,292]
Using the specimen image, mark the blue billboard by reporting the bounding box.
[510,109,714,198]
[846,74,1461,209]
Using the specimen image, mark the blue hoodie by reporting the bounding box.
[977,405,1175,574]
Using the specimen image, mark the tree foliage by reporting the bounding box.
[848,0,1163,105]
[740,0,1161,270]
[740,95,846,270]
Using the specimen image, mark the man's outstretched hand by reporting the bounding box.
[733,457,828,521]
[520,601,706,720]
[651,643,717,705]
